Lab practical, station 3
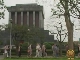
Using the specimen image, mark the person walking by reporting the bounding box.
[52,44,58,57]
[56,45,59,57]
[18,45,21,57]
[4,45,8,58]
[42,44,47,57]
[35,43,41,57]
[27,44,32,57]
[39,47,42,57]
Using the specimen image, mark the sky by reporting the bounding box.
[0,0,80,42]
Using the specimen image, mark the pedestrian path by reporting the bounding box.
[0,55,4,60]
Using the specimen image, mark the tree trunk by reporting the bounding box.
[59,42,62,56]
[67,23,73,50]
[64,13,73,50]
[64,0,74,50]
[59,32,62,56]
[66,19,73,50]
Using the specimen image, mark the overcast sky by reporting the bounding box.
[0,0,80,42]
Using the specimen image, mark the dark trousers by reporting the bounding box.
[18,51,21,57]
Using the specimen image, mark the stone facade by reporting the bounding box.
[6,3,54,43]
[7,4,44,28]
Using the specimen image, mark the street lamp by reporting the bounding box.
[27,29,30,45]
[9,19,12,58]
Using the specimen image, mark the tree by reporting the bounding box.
[0,0,6,19]
[51,0,80,50]
[36,0,80,50]
[0,40,3,45]
[49,22,68,56]
[53,22,67,56]
[11,25,30,54]
[12,25,29,45]
[11,25,45,45]
[35,0,78,50]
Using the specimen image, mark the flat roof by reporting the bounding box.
[7,4,43,12]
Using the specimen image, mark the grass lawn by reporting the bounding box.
[3,57,80,60]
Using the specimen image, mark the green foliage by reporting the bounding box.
[21,42,28,50]
[0,40,3,45]
[52,0,80,18]
[43,42,54,49]
[11,25,45,46]
[0,0,6,19]
[12,25,29,41]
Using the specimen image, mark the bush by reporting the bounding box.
[21,42,28,50]
[43,42,54,49]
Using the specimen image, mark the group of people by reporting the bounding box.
[3,43,80,58]
[27,43,47,57]
[4,43,59,58]
[3,45,9,58]
[35,43,47,57]
[27,43,59,57]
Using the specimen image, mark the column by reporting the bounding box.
[39,11,44,28]
[42,12,44,28]
[39,11,42,28]
[15,12,17,24]
[21,12,23,25]
[27,11,29,26]
[9,12,11,19]
[33,11,35,27]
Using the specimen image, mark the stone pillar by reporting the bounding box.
[21,12,23,25]
[27,11,29,26]
[42,12,44,28]
[15,12,17,24]
[9,12,11,19]
[39,11,44,28]
[33,11,35,27]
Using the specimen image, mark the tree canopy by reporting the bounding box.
[0,0,6,19]
[52,0,80,50]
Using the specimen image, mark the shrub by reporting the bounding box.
[43,42,54,49]
[21,42,28,50]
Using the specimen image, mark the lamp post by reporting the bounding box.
[28,29,30,45]
[9,19,12,58]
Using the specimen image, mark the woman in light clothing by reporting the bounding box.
[4,45,8,57]
[35,43,41,57]
[27,44,32,57]
[42,44,47,57]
